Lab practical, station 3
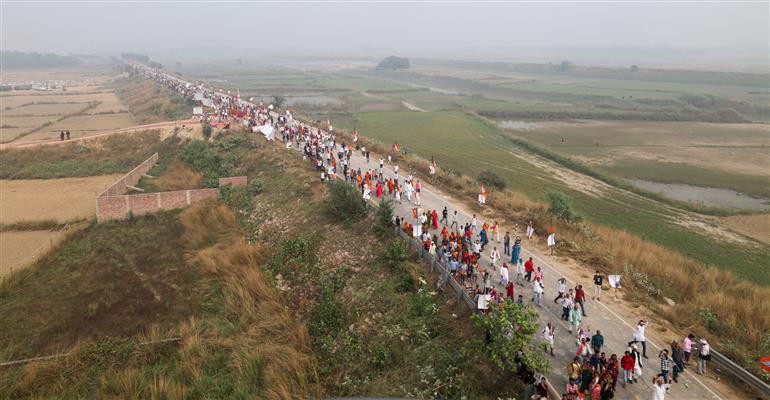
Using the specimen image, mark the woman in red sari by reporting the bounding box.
[376,182,383,198]
[431,210,439,229]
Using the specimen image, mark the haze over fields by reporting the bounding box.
[2,2,769,71]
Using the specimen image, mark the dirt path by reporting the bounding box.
[0,119,199,150]
[360,91,426,112]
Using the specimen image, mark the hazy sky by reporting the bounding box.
[2,1,768,68]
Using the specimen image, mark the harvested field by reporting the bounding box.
[0,175,121,224]
[0,230,66,279]
[0,127,28,143]
[15,113,135,142]
[720,214,770,245]
[3,102,88,116]
[1,115,58,128]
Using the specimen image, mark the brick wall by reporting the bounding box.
[97,188,219,221]
[98,153,159,197]
[218,176,247,187]
[96,174,247,222]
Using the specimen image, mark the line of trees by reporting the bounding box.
[1,51,81,69]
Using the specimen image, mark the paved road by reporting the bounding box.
[273,131,722,400]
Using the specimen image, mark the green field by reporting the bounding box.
[340,110,770,284]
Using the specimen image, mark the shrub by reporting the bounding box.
[374,198,395,237]
[327,180,367,223]
[247,178,263,196]
[181,140,232,187]
[202,120,212,140]
[547,191,581,223]
[477,170,506,190]
[383,239,410,271]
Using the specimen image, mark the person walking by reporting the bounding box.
[658,350,672,385]
[559,293,573,321]
[66,130,70,140]
[591,330,605,354]
[568,304,582,335]
[631,345,644,383]
[697,339,710,375]
[500,262,509,286]
[592,271,603,301]
[670,341,684,383]
[554,278,567,303]
[532,277,544,306]
[60,130,65,141]
[526,220,534,239]
[628,320,649,358]
[524,257,534,282]
[440,206,448,226]
[683,333,695,366]
[621,350,635,387]
[651,376,669,400]
[574,284,587,316]
[542,322,555,356]
[503,231,510,256]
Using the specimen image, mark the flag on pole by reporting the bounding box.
[392,142,400,153]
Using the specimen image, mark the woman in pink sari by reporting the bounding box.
[376,182,383,198]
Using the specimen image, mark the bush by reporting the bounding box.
[383,239,410,271]
[327,180,367,223]
[547,191,581,223]
[374,198,395,237]
[181,140,232,187]
[247,178,263,196]
[202,120,212,140]
[477,170,506,190]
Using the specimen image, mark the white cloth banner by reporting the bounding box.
[252,124,274,140]
[608,275,622,289]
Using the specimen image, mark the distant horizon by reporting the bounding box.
[3,2,767,73]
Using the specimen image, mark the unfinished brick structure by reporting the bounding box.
[96,154,246,222]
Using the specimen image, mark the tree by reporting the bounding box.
[469,300,551,374]
[272,95,286,110]
[558,60,572,72]
[547,191,581,223]
[374,198,395,237]
[327,180,367,224]
[630,65,639,72]
[376,56,411,70]
[477,170,506,191]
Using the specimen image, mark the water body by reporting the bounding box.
[500,120,538,131]
[275,95,342,106]
[628,179,770,211]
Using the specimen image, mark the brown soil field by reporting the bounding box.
[0,127,29,143]
[512,120,770,177]
[0,230,66,279]
[0,91,117,109]
[15,113,136,142]
[719,214,770,245]
[0,175,121,224]
[2,115,59,128]
[3,102,88,116]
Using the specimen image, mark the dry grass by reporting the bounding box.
[584,224,770,350]
[153,161,203,191]
[179,201,238,249]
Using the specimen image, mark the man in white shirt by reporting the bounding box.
[490,247,500,270]
[629,320,649,359]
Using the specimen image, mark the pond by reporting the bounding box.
[628,179,770,211]
[500,120,538,131]
[270,95,342,106]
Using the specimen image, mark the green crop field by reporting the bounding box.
[340,110,770,284]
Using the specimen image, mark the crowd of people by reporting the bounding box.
[137,63,718,400]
